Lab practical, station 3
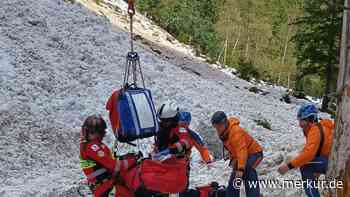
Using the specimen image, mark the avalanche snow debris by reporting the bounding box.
[0,0,332,196]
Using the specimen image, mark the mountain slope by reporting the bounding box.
[0,0,328,196]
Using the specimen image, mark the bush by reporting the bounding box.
[236,58,260,81]
[254,119,272,130]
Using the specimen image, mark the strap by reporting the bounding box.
[316,123,325,157]
[87,168,108,180]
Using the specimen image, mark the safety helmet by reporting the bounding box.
[157,101,180,119]
[82,115,107,136]
[297,104,318,121]
[179,111,192,124]
[211,111,228,125]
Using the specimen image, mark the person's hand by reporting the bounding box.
[235,170,244,178]
[278,164,289,175]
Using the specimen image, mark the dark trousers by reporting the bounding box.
[300,157,328,197]
[225,152,263,197]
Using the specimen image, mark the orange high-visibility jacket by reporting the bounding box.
[289,119,334,168]
[222,118,263,171]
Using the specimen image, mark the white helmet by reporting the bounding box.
[157,101,179,119]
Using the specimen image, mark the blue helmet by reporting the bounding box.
[179,111,192,124]
[297,104,318,121]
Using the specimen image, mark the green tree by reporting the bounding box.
[137,0,221,59]
[293,0,343,111]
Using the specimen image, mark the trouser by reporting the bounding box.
[300,156,328,197]
[225,152,263,197]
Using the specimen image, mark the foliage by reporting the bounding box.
[236,58,260,81]
[137,0,343,101]
[137,0,221,59]
[254,118,272,130]
[293,0,343,109]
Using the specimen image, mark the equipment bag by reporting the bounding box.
[122,157,188,193]
[117,87,159,142]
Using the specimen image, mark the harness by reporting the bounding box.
[316,123,325,157]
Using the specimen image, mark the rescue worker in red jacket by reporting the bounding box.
[211,111,263,197]
[152,102,194,189]
[278,104,334,197]
[80,115,136,197]
[153,101,193,158]
[178,111,213,164]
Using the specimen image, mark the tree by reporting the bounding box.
[325,0,350,195]
[137,0,221,59]
[293,0,343,111]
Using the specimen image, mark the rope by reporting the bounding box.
[122,0,146,89]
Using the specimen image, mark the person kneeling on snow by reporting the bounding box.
[178,111,213,164]
[153,102,194,159]
[211,111,263,197]
[152,102,194,189]
[79,115,137,197]
[278,104,334,197]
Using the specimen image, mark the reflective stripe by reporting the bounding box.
[87,168,108,180]
[115,160,121,173]
[123,160,129,169]
[80,157,97,169]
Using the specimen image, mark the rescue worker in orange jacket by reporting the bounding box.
[80,115,136,197]
[211,111,263,197]
[178,111,213,164]
[278,104,334,197]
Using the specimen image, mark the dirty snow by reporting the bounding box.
[0,0,330,196]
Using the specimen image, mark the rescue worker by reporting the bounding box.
[277,104,334,197]
[79,115,136,197]
[211,111,263,197]
[178,111,213,164]
[154,102,193,157]
[153,101,194,190]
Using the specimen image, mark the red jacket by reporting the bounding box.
[80,139,135,197]
[155,126,194,157]
[181,125,213,163]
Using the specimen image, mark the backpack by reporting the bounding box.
[117,87,159,142]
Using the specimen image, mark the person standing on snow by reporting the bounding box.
[211,111,263,197]
[79,115,136,197]
[178,111,214,164]
[277,104,334,197]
